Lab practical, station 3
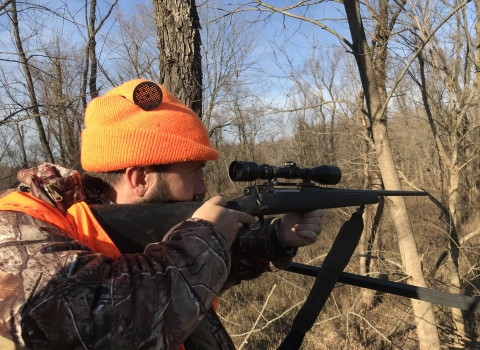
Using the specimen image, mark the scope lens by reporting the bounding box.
[310,165,342,185]
[230,163,243,181]
[229,161,260,181]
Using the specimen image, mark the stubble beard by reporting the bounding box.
[141,172,172,203]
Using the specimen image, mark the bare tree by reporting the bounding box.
[343,3,441,347]
[67,0,118,108]
[109,3,160,82]
[403,0,478,343]
[8,0,54,163]
[199,1,261,136]
[30,38,85,169]
[242,0,457,347]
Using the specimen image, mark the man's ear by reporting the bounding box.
[124,166,151,198]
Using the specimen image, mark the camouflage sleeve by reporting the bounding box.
[221,217,298,292]
[0,212,230,350]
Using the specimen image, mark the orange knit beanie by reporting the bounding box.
[81,79,218,172]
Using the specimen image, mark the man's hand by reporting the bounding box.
[278,209,325,247]
[192,196,255,246]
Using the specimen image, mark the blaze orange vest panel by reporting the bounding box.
[67,201,121,259]
[0,192,120,260]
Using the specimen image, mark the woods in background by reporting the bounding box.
[0,0,479,348]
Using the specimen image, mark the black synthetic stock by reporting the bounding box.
[90,200,246,254]
[90,201,203,254]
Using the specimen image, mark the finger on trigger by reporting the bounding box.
[235,211,256,224]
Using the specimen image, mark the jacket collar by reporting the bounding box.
[16,163,85,215]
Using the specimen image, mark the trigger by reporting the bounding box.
[243,216,264,231]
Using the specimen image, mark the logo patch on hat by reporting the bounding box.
[133,81,163,111]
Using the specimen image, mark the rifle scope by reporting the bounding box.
[229,161,341,185]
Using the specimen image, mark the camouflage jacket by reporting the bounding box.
[0,164,296,350]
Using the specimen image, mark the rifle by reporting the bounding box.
[90,160,427,254]
[89,161,480,321]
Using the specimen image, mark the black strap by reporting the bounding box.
[287,263,480,313]
[278,206,365,350]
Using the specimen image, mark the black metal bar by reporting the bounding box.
[287,262,480,313]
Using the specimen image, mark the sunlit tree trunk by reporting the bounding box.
[343,1,441,348]
[472,0,480,213]
[413,2,479,339]
[446,166,464,346]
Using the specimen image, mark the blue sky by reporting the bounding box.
[4,0,473,107]
[0,0,351,79]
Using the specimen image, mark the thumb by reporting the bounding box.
[206,196,227,207]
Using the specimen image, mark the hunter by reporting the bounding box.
[0,79,323,350]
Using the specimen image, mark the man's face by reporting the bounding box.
[143,161,207,203]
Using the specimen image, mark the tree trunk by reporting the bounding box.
[446,166,465,346]
[343,1,441,348]
[152,0,203,117]
[359,197,385,310]
[444,67,464,343]
[356,89,385,310]
[10,0,54,163]
[88,0,99,99]
[417,47,468,346]
[14,124,28,169]
[81,0,117,108]
[472,0,480,213]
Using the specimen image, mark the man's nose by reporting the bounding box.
[194,176,206,196]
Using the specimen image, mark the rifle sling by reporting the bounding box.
[287,263,480,313]
[277,206,364,350]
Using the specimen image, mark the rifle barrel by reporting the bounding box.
[304,188,428,196]
[371,190,429,196]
